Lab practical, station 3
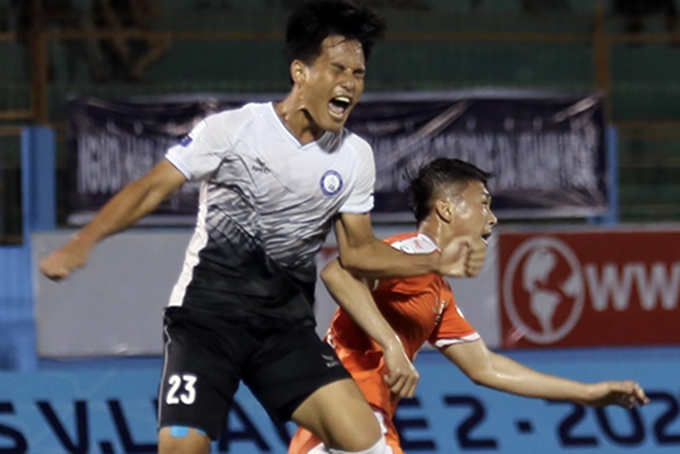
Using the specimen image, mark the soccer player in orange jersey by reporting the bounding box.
[289,158,650,454]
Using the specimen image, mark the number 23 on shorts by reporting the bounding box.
[166,374,197,405]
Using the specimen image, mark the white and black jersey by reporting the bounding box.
[164,102,375,325]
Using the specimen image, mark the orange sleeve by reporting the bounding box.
[428,280,480,349]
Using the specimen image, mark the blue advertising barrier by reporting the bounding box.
[1,348,679,453]
[0,127,55,371]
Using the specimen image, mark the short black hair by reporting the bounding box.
[408,158,493,224]
[285,0,386,65]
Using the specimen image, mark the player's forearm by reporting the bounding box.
[74,160,186,247]
[340,237,438,279]
[321,259,403,351]
[477,352,593,404]
[72,178,170,247]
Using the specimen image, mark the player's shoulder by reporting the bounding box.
[385,232,418,248]
[195,103,263,133]
[386,232,438,255]
[373,233,442,293]
[182,103,265,147]
[207,102,267,127]
[340,129,373,156]
[342,128,371,146]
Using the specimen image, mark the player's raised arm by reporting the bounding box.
[39,159,186,281]
[441,339,649,408]
[334,212,486,279]
[321,258,419,398]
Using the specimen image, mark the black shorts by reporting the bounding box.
[157,306,351,440]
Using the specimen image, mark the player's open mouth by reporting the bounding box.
[481,233,492,244]
[328,96,352,120]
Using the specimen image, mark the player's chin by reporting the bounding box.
[324,106,355,131]
[322,115,347,132]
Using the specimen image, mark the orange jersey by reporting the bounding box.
[327,232,480,421]
[288,232,480,454]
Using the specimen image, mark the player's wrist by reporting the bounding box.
[71,230,97,249]
[577,383,599,405]
[380,334,405,353]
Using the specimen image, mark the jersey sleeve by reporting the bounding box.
[339,136,375,214]
[165,105,254,181]
[428,281,480,349]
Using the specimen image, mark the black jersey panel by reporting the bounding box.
[181,216,316,326]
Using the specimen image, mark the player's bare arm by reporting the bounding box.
[321,258,419,398]
[334,212,486,279]
[40,159,187,280]
[442,339,649,408]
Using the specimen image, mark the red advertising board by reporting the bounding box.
[499,230,680,348]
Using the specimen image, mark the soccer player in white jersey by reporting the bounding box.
[40,2,487,454]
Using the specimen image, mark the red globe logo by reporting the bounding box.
[503,237,585,344]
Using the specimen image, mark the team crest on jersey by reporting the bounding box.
[320,170,343,196]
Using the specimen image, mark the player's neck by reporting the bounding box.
[417,219,443,250]
[275,93,324,145]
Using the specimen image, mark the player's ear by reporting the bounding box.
[435,197,453,223]
[291,60,308,86]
